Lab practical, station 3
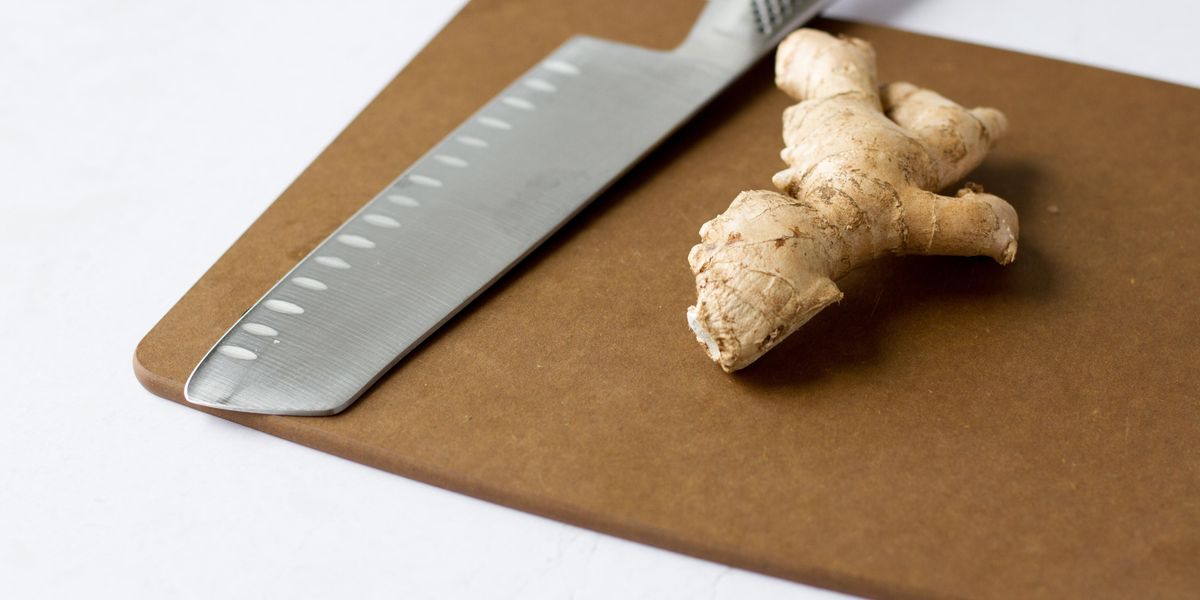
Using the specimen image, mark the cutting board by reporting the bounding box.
[134,1,1200,597]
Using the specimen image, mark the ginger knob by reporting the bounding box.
[688,29,1018,372]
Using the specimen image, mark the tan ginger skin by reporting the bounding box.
[687,29,1019,372]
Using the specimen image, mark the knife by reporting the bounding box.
[185,0,831,415]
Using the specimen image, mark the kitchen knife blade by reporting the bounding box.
[185,0,831,415]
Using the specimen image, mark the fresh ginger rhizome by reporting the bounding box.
[688,29,1018,371]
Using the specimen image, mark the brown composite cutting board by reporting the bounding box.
[134,1,1200,598]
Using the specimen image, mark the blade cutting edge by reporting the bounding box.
[185,0,830,415]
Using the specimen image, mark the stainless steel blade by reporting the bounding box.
[185,0,831,415]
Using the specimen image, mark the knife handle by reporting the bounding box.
[675,0,832,69]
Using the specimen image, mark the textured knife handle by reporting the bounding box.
[676,0,832,67]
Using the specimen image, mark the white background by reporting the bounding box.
[2,1,1195,598]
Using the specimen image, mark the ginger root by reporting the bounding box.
[687,29,1018,372]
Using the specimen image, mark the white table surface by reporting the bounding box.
[2,1,1195,598]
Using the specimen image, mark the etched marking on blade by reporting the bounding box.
[456,135,488,148]
[315,256,351,268]
[434,155,469,167]
[364,214,401,228]
[241,323,278,337]
[502,97,535,110]
[386,194,420,207]
[292,277,328,291]
[264,299,304,314]
[218,345,257,360]
[410,174,443,187]
[543,60,580,75]
[337,234,376,249]
[478,116,512,130]
[524,78,557,92]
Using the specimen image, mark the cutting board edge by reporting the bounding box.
[135,334,936,600]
